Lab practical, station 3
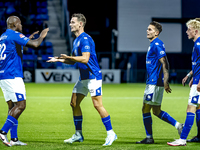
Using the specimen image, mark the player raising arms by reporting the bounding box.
[0,16,49,147]
[167,19,200,146]
[47,13,117,146]
[136,21,183,144]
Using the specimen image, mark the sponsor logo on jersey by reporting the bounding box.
[160,51,165,55]
[197,42,200,45]
[85,45,90,49]
[19,34,25,38]
[84,37,88,39]
[155,42,159,45]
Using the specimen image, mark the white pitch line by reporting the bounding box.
[0,96,189,99]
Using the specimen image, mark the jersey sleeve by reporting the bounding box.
[80,37,91,53]
[12,32,30,46]
[155,43,166,59]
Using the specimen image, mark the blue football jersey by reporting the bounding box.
[72,32,102,80]
[0,29,30,79]
[146,38,166,86]
[192,37,200,84]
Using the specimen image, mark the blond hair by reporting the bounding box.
[186,19,200,32]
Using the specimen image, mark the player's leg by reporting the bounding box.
[187,105,200,142]
[64,80,86,144]
[167,85,198,146]
[0,78,27,146]
[88,79,116,146]
[152,105,183,136]
[91,95,117,146]
[136,103,154,144]
[136,84,154,144]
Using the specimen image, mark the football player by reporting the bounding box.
[136,21,183,144]
[47,13,117,146]
[0,16,49,147]
[168,18,200,146]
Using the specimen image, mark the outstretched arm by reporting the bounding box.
[26,28,49,48]
[47,56,75,65]
[159,56,172,93]
[59,52,90,64]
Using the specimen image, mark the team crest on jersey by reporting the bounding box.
[197,42,200,45]
[155,42,159,45]
[160,51,165,55]
[85,45,90,49]
[84,37,88,39]
[19,34,25,38]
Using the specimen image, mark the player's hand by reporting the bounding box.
[29,31,39,39]
[164,82,172,93]
[40,28,49,38]
[182,76,188,86]
[197,85,200,92]
[60,54,69,59]
[189,78,193,88]
[46,57,58,62]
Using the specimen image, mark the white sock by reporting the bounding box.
[107,129,114,135]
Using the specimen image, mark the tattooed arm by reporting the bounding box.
[159,56,172,93]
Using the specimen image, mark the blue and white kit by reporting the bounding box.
[144,38,166,105]
[72,32,102,96]
[0,29,30,102]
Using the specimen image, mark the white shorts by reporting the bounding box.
[143,84,164,106]
[72,78,102,97]
[188,84,200,107]
[0,77,26,102]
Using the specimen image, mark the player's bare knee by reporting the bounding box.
[70,102,76,108]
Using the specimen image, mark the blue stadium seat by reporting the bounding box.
[42,54,53,60]
[46,48,53,54]
[45,41,53,48]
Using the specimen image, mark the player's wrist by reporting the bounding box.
[187,73,192,78]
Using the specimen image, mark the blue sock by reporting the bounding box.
[73,116,82,131]
[1,115,17,134]
[143,113,152,137]
[102,115,112,131]
[196,109,200,138]
[181,112,195,140]
[10,121,18,139]
[157,111,177,126]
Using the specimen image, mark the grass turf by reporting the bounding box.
[0,83,199,150]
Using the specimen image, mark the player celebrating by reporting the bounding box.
[0,16,49,147]
[136,21,183,144]
[47,13,117,146]
[167,19,200,146]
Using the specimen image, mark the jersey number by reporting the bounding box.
[0,43,6,60]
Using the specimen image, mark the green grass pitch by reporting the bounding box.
[0,83,199,149]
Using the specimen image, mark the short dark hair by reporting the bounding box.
[150,21,162,35]
[72,13,86,27]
